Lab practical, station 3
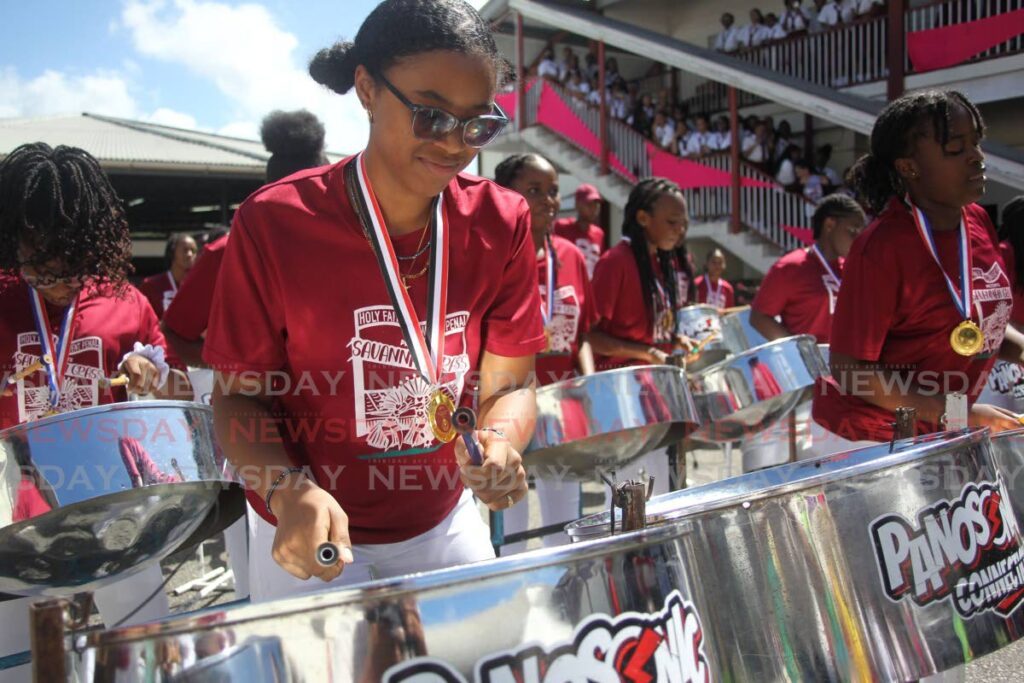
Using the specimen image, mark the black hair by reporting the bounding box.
[999,195,1024,290]
[812,194,866,239]
[623,178,685,326]
[308,0,513,96]
[705,247,726,266]
[849,90,985,215]
[164,233,196,269]
[260,109,328,183]
[0,143,132,290]
[795,158,813,171]
[493,153,551,189]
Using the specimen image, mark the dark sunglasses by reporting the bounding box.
[378,75,509,149]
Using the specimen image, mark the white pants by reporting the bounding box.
[222,510,250,600]
[805,419,880,459]
[603,447,671,509]
[502,478,581,554]
[249,488,494,603]
[0,564,169,682]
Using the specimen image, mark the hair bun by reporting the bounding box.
[260,110,326,157]
[309,40,358,95]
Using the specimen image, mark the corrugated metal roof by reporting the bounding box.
[0,113,344,176]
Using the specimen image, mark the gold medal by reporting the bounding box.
[428,389,456,443]
[543,327,552,352]
[951,320,984,356]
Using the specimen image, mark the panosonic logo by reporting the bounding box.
[870,475,1024,619]
[383,590,711,683]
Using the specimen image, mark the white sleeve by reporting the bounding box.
[776,160,796,186]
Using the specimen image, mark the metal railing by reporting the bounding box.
[723,0,1024,93]
[505,82,809,251]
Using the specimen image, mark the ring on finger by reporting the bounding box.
[506,494,514,509]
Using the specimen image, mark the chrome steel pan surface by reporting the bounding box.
[676,305,730,373]
[525,365,699,480]
[568,429,1024,680]
[0,401,242,596]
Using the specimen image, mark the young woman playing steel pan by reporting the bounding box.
[811,91,1024,459]
[204,0,541,601]
[494,153,596,552]
[0,142,192,681]
[587,178,695,500]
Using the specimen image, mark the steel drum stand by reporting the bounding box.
[28,595,92,683]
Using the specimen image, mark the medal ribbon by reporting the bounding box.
[705,275,723,307]
[166,270,177,295]
[810,244,841,288]
[27,288,78,409]
[542,234,556,326]
[908,200,972,322]
[352,153,448,386]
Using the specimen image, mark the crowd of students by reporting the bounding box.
[713,0,889,53]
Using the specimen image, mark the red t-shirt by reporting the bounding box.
[163,235,229,341]
[0,277,172,429]
[536,236,597,386]
[693,275,735,309]
[591,241,676,370]
[139,271,178,320]
[751,247,843,343]
[203,160,545,544]
[813,200,1012,441]
[554,217,605,278]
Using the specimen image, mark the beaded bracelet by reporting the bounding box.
[480,427,507,440]
[265,466,306,517]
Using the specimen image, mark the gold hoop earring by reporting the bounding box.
[367,109,374,124]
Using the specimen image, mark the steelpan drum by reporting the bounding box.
[719,305,768,354]
[67,523,718,682]
[688,334,826,443]
[0,401,242,596]
[676,304,730,373]
[526,365,698,480]
[568,429,1024,680]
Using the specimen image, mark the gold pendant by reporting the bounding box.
[950,320,984,357]
[543,327,552,353]
[428,389,456,443]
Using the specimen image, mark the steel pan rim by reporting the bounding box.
[693,333,819,379]
[0,399,211,438]
[567,428,991,537]
[82,522,693,647]
[533,363,686,393]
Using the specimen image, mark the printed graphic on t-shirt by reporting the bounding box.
[539,284,581,354]
[972,262,1013,356]
[653,304,675,345]
[347,306,470,452]
[706,291,728,309]
[575,239,601,278]
[162,289,176,314]
[14,332,104,423]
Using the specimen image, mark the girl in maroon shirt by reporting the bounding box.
[494,153,595,552]
[206,0,541,595]
[811,90,1024,450]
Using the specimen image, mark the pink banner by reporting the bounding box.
[783,224,814,246]
[908,9,1024,72]
[536,83,635,179]
[647,144,774,190]
[495,80,537,121]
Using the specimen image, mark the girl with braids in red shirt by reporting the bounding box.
[588,177,694,499]
[811,90,1024,458]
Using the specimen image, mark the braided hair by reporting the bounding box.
[999,196,1024,290]
[849,90,985,215]
[0,143,132,291]
[623,178,684,327]
[309,0,514,96]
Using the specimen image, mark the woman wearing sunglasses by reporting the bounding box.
[204,0,543,601]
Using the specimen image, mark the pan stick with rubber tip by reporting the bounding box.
[100,375,130,389]
[452,407,484,466]
[7,357,47,385]
[316,542,340,567]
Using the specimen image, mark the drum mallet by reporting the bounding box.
[452,407,484,466]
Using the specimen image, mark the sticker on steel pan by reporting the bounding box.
[383,589,711,682]
[870,474,1024,619]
